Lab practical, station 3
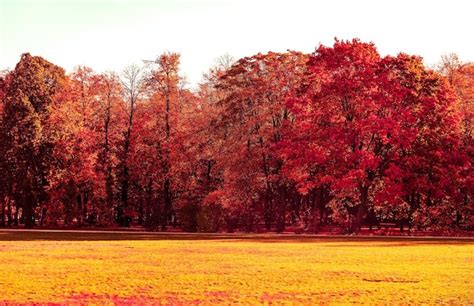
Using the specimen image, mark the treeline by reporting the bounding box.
[0,39,472,233]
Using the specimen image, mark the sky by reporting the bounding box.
[1,0,473,87]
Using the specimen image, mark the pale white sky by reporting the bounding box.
[1,0,473,87]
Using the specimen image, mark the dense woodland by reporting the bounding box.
[0,39,472,233]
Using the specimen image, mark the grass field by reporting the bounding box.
[0,230,472,304]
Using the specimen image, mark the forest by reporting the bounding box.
[0,39,472,234]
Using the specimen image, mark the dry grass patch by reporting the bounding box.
[0,231,472,304]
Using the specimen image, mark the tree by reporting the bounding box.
[146,52,183,229]
[2,53,66,228]
[95,72,124,224]
[209,51,309,232]
[0,70,9,226]
[47,66,122,226]
[437,54,473,140]
[283,39,467,233]
[117,65,146,226]
[436,55,473,229]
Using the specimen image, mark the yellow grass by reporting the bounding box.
[0,231,472,304]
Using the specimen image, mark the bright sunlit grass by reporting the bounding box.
[0,231,472,304]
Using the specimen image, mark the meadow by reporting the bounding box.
[0,230,472,304]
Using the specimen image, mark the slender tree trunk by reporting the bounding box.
[7,199,12,226]
[118,65,138,226]
[161,90,172,230]
[105,165,113,224]
[77,194,83,226]
[260,150,273,231]
[118,166,129,226]
[310,187,331,233]
[244,200,256,232]
[161,177,171,230]
[309,189,319,233]
[23,192,35,229]
[0,199,5,227]
[276,186,286,233]
[14,203,19,226]
[103,96,114,225]
[39,207,47,226]
[83,191,89,224]
[264,194,273,231]
[118,125,132,227]
[351,185,368,233]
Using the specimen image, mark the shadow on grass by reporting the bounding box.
[0,230,472,245]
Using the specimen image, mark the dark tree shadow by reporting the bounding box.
[0,230,473,245]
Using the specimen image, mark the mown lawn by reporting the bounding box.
[0,230,472,304]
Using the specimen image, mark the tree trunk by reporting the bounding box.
[276,187,286,233]
[309,189,319,233]
[244,201,256,232]
[7,200,12,226]
[14,203,19,226]
[39,207,47,226]
[161,89,172,231]
[263,192,273,231]
[310,187,331,233]
[118,100,134,227]
[0,199,5,227]
[77,194,82,226]
[161,177,171,230]
[366,209,377,231]
[23,193,35,228]
[118,164,130,227]
[83,191,89,225]
[105,167,113,223]
[351,185,368,233]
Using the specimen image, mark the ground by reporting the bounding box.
[0,230,472,304]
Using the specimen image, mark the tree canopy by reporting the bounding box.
[0,40,472,233]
